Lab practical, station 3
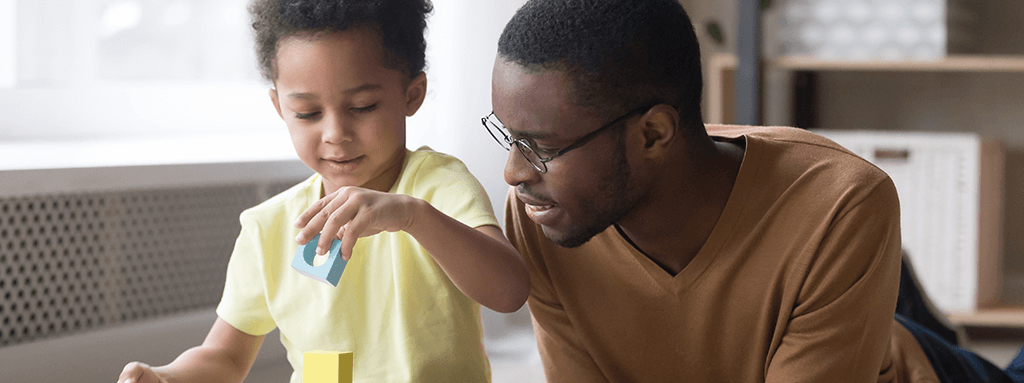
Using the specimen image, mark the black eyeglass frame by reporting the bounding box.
[481,104,656,173]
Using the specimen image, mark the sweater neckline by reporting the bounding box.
[611,134,760,294]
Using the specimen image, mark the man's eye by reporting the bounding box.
[295,111,321,120]
[522,140,557,156]
[534,147,559,156]
[352,103,378,113]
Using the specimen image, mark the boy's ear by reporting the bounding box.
[404,72,427,117]
[269,88,284,119]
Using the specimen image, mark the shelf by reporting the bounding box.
[773,55,1024,73]
[709,53,1024,73]
[948,308,1024,328]
[705,53,1024,125]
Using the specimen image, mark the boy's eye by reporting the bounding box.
[351,103,378,113]
[295,111,321,120]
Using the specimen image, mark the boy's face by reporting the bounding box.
[270,28,425,195]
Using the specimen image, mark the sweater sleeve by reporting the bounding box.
[765,177,902,382]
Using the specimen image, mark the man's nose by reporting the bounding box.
[503,145,538,187]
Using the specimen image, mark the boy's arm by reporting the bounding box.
[295,187,530,313]
[405,202,530,313]
[118,317,264,383]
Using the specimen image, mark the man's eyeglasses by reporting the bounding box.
[481,105,654,173]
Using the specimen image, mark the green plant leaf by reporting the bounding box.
[706,21,724,45]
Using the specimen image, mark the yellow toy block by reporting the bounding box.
[303,351,353,383]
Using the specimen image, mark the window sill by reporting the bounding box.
[0,132,311,197]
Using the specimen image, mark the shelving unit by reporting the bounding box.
[706,54,1024,125]
[950,308,1024,328]
[773,55,1024,73]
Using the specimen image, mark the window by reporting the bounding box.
[0,0,278,141]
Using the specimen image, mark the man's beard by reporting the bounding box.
[546,138,637,248]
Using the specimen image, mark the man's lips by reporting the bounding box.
[515,188,555,208]
[516,189,561,225]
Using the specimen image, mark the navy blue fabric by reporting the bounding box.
[897,314,1018,383]
[896,258,960,345]
[1007,346,1024,382]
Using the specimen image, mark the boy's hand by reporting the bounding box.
[295,187,418,260]
[117,362,168,383]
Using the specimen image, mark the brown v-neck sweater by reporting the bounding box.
[505,125,938,382]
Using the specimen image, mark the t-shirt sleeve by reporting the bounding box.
[215,210,277,336]
[765,177,902,382]
[504,189,607,382]
[413,154,499,230]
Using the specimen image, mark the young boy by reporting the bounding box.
[117,0,528,382]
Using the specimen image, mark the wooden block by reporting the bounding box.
[291,234,347,286]
[303,351,353,383]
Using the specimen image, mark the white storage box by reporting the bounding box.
[813,130,1004,314]
[765,0,979,60]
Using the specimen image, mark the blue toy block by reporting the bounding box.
[291,234,346,286]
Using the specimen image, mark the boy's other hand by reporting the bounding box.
[294,187,419,261]
[117,361,168,383]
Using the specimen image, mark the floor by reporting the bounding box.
[244,314,547,383]
[242,309,1023,383]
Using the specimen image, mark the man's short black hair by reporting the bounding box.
[498,0,703,130]
[250,0,433,83]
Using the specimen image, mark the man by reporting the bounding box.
[483,0,1024,381]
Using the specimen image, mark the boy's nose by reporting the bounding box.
[503,146,539,187]
[322,114,353,144]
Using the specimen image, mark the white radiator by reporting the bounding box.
[0,151,309,382]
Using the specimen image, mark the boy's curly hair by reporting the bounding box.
[249,0,433,83]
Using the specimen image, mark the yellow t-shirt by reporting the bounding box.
[217,148,498,383]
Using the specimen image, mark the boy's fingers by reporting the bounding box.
[294,203,330,245]
[118,362,147,383]
[295,197,339,245]
[317,200,356,254]
[294,196,328,228]
[340,218,365,261]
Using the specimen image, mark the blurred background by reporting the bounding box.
[0,0,1022,382]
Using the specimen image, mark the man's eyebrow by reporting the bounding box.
[507,127,555,140]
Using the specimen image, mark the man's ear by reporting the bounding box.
[269,88,284,119]
[405,71,427,117]
[635,104,679,163]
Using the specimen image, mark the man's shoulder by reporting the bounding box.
[710,124,889,182]
[707,124,851,152]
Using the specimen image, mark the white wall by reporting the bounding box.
[411,0,541,362]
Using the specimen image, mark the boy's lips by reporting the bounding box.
[322,155,364,171]
[324,154,361,162]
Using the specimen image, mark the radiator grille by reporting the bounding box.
[0,181,299,346]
